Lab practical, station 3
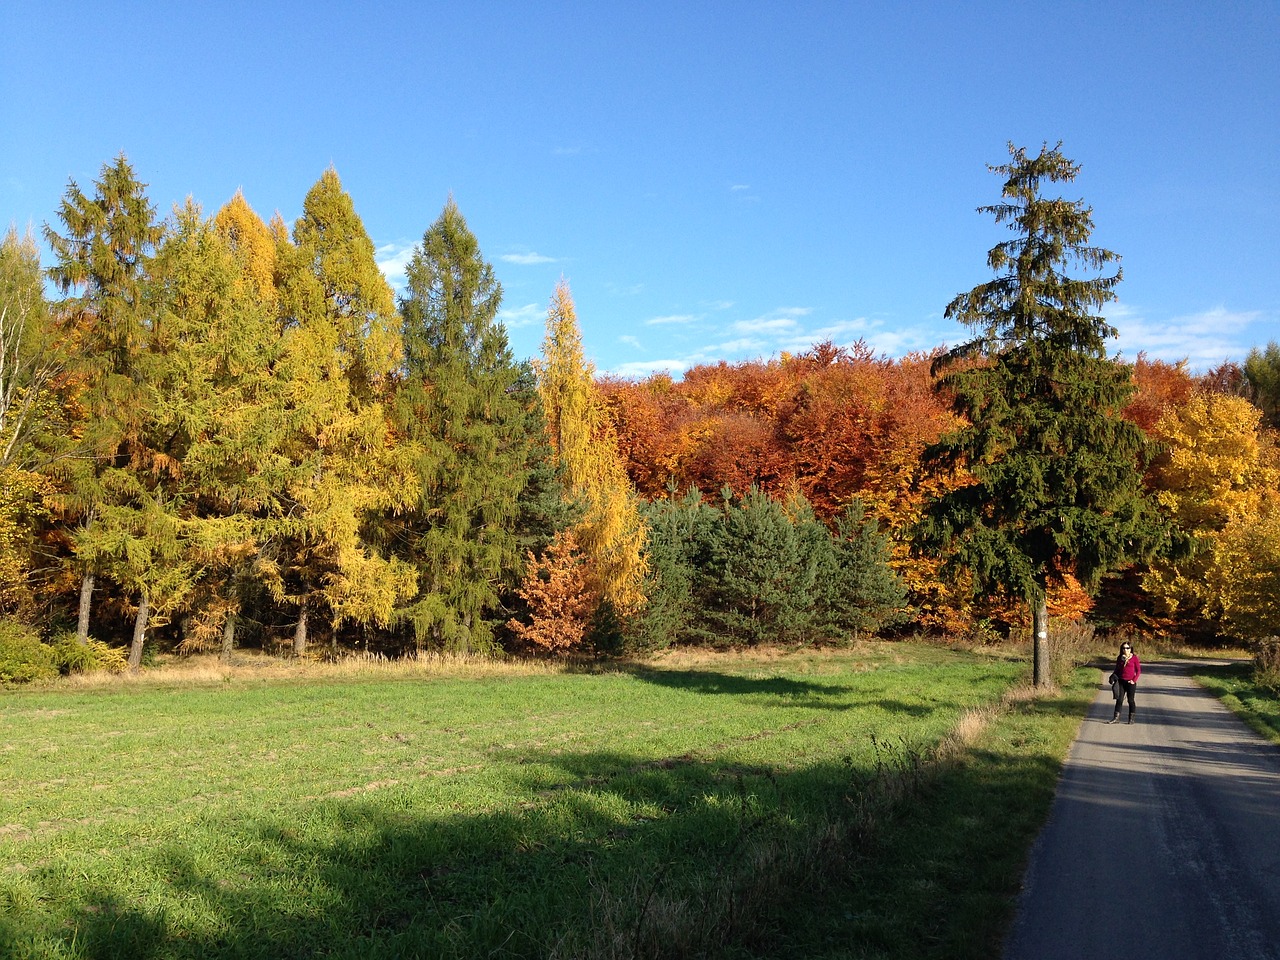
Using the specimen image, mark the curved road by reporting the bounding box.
[1003,659,1280,960]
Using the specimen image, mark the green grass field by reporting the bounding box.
[0,644,1094,959]
[1189,659,1280,746]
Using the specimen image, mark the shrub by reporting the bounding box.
[1255,637,1280,691]
[0,619,58,683]
[50,633,129,674]
[1049,618,1097,687]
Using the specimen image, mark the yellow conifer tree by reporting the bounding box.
[536,280,648,615]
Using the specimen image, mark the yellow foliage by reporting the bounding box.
[213,190,278,306]
[1204,492,1280,641]
[1150,393,1274,529]
[0,467,50,615]
[537,281,648,615]
[1145,393,1280,639]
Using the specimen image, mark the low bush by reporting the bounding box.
[0,619,58,683]
[1255,637,1280,691]
[1049,618,1097,687]
[50,633,129,675]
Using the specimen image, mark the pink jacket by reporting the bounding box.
[1116,654,1141,683]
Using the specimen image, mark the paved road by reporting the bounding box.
[1003,659,1280,960]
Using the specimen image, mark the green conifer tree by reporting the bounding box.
[813,500,908,638]
[1243,341,1280,430]
[149,199,284,656]
[43,155,166,651]
[916,143,1169,685]
[695,486,818,645]
[391,198,531,652]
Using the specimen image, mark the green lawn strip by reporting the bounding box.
[1189,660,1280,745]
[764,668,1097,960]
[1,646,1028,959]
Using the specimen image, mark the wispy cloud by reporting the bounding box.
[609,358,695,378]
[704,299,736,311]
[734,317,799,334]
[498,302,544,329]
[375,242,415,293]
[606,282,645,297]
[618,335,642,348]
[730,184,750,192]
[1110,303,1266,370]
[500,251,557,265]
[713,337,769,355]
[646,313,700,326]
[732,307,811,334]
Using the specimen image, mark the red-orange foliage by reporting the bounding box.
[506,531,599,654]
[1124,354,1195,433]
[599,342,1168,635]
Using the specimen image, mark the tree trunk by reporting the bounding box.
[1032,593,1050,688]
[293,603,308,657]
[220,613,237,663]
[128,591,150,672]
[76,572,94,645]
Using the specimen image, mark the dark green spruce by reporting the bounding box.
[916,142,1169,685]
[392,198,533,652]
[44,155,169,660]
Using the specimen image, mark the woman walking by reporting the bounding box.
[1108,641,1141,724]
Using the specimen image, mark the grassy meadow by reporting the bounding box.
[1190,659,1280,745]
[1,644,1095,959]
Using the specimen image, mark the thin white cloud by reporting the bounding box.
[704,299,736,311]
[713,337,769,354]
[618,335,642,348]
[734,317,799,334]
[500,252,557,265]
[608,358,695,378]
[498,302,544,329]
[730,184,750,192]
[1110,303,1266,370]
[646,313,700,326]
[375,242,415,293]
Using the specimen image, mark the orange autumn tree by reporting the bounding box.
[507,530,596,653]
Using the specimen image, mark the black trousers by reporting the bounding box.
[1113,680,1136,716]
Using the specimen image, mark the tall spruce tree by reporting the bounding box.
[392,197,531,652]
[44,155,166,650]
[917,143,1168,686]
[1243,341,1280,430]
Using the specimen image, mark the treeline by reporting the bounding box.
[2,154,1279,678]
[0,157,906,676]
[603,347,1280,645]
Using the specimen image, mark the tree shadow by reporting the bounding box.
[620,664,857,706]
[0,719,1075,960]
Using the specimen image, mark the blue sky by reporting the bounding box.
[3,2,1277,377]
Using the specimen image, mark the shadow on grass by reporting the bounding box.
[0,697,1081,960]
[620,664,856,707]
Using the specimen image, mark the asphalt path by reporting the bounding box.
[1002,659,1280,960]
